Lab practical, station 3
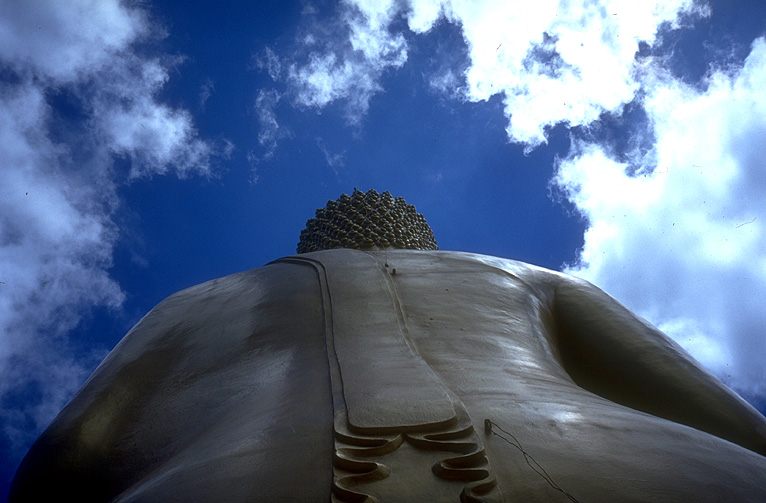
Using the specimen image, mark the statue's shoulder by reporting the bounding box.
[285,248,588,286]
[90,263,295,380]
[157,264,279,307]
[52,260,309,431]
[425,250,583,288]
[139,260,306,326]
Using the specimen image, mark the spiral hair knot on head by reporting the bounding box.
[297,189,439,253]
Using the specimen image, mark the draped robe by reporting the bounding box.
[10,249,766,502]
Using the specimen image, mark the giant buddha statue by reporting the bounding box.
[9,189,766,502]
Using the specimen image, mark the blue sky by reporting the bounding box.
[2,0,766,496]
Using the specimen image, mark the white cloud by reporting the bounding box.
[279,0,704,144]
[255,89,290,161]
[199,78,215,110]
[554,38,766,398]
[0,0,220,451]
[406,0,444,33]
[316,137,347,172]
[0,0,150,83]
[279,0,408,121]
[0,80,122,449]
[425,0,706,146]
[92,56,217,179]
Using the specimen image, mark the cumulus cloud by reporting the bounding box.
[92,56,217,179]
[0,0,150,83]
[276,0,704,144]
[554,38,766,398]
[434,0,706,146]
[264,0,407,123]
[0,0,219,451]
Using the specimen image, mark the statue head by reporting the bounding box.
[297,189,438,253]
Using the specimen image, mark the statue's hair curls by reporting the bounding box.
[297,189,438,253]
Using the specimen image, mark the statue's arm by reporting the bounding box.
[552,276,766,456]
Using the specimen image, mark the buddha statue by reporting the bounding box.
[9,189,766,502]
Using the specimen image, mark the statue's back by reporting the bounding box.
[11,249,766,502]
